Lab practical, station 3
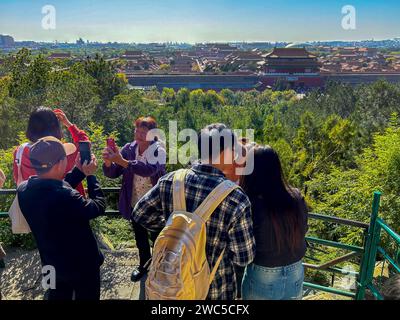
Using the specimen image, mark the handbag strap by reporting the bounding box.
[16,143,29,186]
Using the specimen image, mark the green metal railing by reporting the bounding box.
[303,214,368,299]
[356,192,400,300]
[303,192,400,300]
[1,189,399,300]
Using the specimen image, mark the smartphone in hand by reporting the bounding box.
[106,138,117,153]
[79,141,91,165]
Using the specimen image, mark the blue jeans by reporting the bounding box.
[242,260,304,300]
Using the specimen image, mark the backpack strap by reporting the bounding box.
[194,180,239,285]
[194,180,239,222]
[209,249,225,285]
[15,143,30,186]
[15,143,29,165]
[172,169,190,212]
[173,175,239,285]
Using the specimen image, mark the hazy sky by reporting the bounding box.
[1,0,400,43]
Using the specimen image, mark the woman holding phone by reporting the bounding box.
[13,107,90,195]
[102,116,166,282]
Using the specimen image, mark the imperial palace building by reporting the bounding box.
[261,47,324,90]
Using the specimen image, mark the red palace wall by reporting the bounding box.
[260,75,325,88]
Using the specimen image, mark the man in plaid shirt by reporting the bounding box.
[132,123,255,300]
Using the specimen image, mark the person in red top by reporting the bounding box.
[13,107,89,196]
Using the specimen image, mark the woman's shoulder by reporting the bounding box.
[289,187,309,214]
[289,187,308,206]
[288,187,303,198]
[121,142,135,153]
[124,142,135,148]
[14,143,31,160]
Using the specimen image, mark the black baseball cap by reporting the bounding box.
[29,136,76,171]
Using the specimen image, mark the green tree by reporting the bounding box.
[9,50,51,110]
[83,54,127,121]
[292,111,320,184]
[45,64,100,128]
[161,88,176,103]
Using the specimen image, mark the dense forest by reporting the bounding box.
[1,49,400,278]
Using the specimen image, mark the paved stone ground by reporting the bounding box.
[3,248,385,300]
[0,248,145,300]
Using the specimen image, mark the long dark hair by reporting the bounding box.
[242,145,303,253]
[26,107,62,143]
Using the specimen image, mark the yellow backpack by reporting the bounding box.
[146,169,239,300]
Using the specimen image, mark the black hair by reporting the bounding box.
[26,107,62,143]
[242,145,305,253]
[197,123,237,161]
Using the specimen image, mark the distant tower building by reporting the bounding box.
[261,47,323,90]
[0,35,15,47]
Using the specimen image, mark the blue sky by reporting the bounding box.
[0,0,399,43]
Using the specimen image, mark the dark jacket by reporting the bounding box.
[103,141,166,219]
[17,168,106,282]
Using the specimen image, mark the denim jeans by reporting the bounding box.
[242,260,304,300]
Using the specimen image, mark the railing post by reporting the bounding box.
[356,191,381,300]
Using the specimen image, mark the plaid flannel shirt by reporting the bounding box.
[132,163,256,300]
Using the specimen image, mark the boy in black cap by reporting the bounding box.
[17,136,106,300]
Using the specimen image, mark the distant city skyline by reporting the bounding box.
[1,0,400,43]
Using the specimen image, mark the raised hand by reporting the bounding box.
[104,146,123,165]
[81,154,98,176]
[54,109,73,128]
[76,154,98,176]
[102,148,112,167]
